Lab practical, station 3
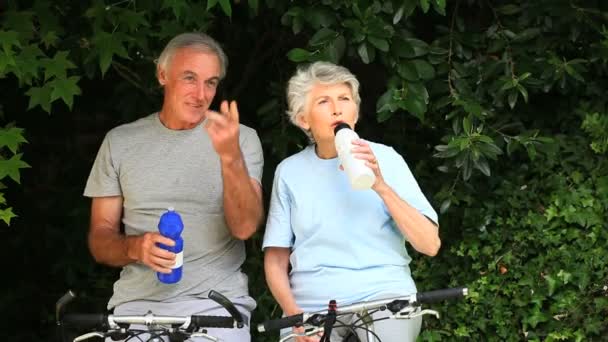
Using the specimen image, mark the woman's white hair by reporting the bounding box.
[286,61,361,141]
[156,32,228,79]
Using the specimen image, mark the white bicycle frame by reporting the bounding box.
[278,295,441,342]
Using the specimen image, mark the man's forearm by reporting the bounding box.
[220,153,263,240]
[88,227,137,267]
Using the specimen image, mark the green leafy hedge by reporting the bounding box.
[1,0,607,341]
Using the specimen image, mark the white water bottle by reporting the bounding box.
[334,123,376,190]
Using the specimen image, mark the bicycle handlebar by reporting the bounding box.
[208,290,245,328]
[62,313,236,330]
[257,286,468,332]
[414,286,468,304]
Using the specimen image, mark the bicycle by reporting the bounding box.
[257,286,468,342]
[56,289,246,342]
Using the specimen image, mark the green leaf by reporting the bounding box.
[40,51,76,81]
[118,10,149,32]
[92,31,130,76]
[517,84,529,103]
[407,82,429,104]
[376,110,393,123]
[358,42,370,64]
[163,0,189,19]
[248,0,259,13]
[514,28,541,42]
[376,88,396,114]
[434,0,446,13]
[393,4,405,25]
[367,36,389,52]
[405,38,429,57]
[508,91,518,109]
[419,0,430,13]
[0,48,17,73]
[0,207,17,225]
[309,28,336,46]
[0,128,28,154]
[475,158,491,176]
[412,59,435,80]
[403,98,426,121]
[49,76,82,110]
[0,30,21,53]
[286,48,311,62]
[304,7,335,29]
[0,153,30,184]
[440,199,451,214]
[206,0,219,10]
[25,84,53,113]
[463,116,472,134]
[13,44,43,84]
[398,62,419,81]
[326,35,346,63]
[218,0,232,17]
[497,4,521,15]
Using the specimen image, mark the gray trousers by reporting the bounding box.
[280,308,422,342]
[107,296,256,342]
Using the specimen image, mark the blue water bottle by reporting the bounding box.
[157,207,184,284]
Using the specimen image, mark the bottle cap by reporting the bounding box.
[333,122,352,135]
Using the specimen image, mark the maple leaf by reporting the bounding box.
[0,48,17,74]
[0,127,28,154]
[14,44,44,85]
[26,84,53,113]
[49,76,82,110]
[40,51,77,81]
[0,30,21,53]
[163,0,189,19]
[0,207,17,225]
[0,153,31,184]
[92,31,130,76]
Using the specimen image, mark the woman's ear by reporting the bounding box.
[295,112,310,131]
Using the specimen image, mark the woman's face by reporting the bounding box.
[297,82,358,144]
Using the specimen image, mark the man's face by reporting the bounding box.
[158,48,221,129]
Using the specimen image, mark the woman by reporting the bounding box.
[263,61,440,341]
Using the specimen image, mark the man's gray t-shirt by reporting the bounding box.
[84,113,263,309]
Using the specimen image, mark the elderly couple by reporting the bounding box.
[84,32,440,342]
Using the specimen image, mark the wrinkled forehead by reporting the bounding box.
[161,47,221,75]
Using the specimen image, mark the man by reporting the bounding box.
[84,32,263,341]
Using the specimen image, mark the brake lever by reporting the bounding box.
[190,331,220,341]
[73,332,105,342]
[279,326,325,342]
[393,308,439,320]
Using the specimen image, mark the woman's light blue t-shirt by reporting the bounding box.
[262,143,438,312]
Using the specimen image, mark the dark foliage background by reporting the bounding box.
[1,0,607,341]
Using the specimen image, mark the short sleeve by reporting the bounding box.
[384,148,438,225]
[239,126,264,185]
[262,165,294,249]
[83,133,122,197]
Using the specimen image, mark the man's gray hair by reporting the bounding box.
[286,61,361,140]
[157,32,228,79]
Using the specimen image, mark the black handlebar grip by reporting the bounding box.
[257,314,304,333]
[415,287,468,304]
[208,290,245,328]
[190,315,235,328]
[62,313,109,330]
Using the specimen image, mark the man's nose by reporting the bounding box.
[196,82,207,101]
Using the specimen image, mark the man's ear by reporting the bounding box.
[157,66,167,86]
[295,112,310,131]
